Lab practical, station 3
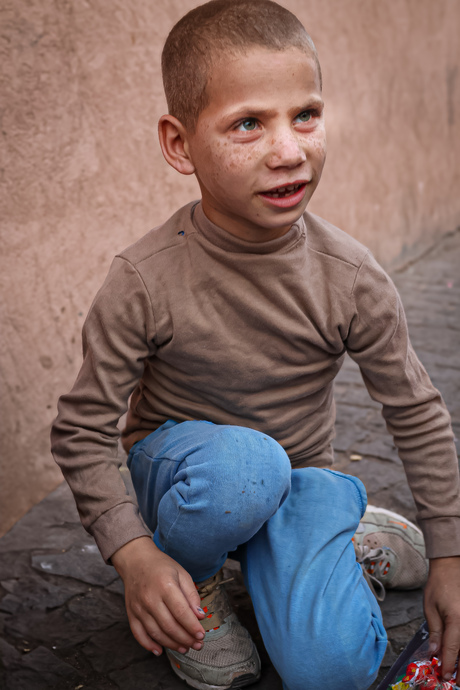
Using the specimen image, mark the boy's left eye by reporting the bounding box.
[295,111,312,123]
[236,119,258,131]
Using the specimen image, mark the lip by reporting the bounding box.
[258,181,308,209]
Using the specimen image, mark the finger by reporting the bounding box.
[428,630,442,657]
[439,620,460,681]
[179,571,204,615]
[157,594,206,646]
[162,581,207,640]
[425,591,443,656]
[128,615,164,656]
[129,577,204,646]
[126,592,194,651]
[132,606,202,654]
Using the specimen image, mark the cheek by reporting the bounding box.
[215,151,253,175]
[218,139,259,168]
[309,133,327,165]
[199,139,259,188]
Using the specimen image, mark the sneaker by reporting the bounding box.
[353,505,428,599]
[166,569,261,690]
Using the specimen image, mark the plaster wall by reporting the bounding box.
[1,0,459,535]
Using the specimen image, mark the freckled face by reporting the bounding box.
[185,48,326,242]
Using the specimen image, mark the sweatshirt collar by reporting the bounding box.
[191,201,305,255]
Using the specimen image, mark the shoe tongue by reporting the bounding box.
[196,572,221,591]
[363,545,386,560]
[197,574,233,632]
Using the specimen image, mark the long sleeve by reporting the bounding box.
[51,204,460,562]
[51,257,157,562]
[346,251,460,558]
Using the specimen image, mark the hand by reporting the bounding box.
[111,536,206,656]
[424,556,460,681]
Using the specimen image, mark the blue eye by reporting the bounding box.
[237,119,257,131]
[296,111,312,123]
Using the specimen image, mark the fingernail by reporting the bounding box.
[197,607,205,614]
[153,649,161,656]
[196,631,205,640]
[192,642,203,651]
[178,646,188,654]
[428,642,438,654]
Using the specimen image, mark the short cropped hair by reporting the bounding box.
[162,0,321,131]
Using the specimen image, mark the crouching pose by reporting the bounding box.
[52,2,460,688]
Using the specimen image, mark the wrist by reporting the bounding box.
[429,555,460,563]
[428,555,460,573]
[111,536,157,576]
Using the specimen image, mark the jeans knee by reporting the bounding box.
[205,426,291,515]
[156,425,292,574]
[168,425,292,547]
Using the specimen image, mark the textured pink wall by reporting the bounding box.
[1,0,459,534]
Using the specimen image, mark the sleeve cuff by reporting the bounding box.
[418,515,460,559]
[88,501,151,563]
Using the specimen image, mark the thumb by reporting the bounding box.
[179,572,205,619]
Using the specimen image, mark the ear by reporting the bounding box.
[158,114,196,175]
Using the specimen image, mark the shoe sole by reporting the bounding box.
[172,665,261,690]
[365,505,421,534]
[230,674,261,688]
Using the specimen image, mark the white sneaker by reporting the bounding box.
[353,505,428,599]
[166,569,261,689]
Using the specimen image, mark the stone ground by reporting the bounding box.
[1,228,459,690]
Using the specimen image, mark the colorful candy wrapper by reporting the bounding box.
[376,621,459,690]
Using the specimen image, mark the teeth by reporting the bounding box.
[263,182,303,197]
[273,184,299,195]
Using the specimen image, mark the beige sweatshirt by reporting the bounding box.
[51,201,460,563]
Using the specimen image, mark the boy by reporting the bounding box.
[51,1,460,688]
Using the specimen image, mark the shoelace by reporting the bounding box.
[354,544,388,601]
[196,575,235,631]
[197,576,235,598]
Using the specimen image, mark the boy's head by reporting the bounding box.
[162,0,321,133]
[159,1,326,242]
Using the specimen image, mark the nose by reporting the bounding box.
[265,127,307,169]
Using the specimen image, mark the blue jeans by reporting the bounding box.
[128,420,387,690]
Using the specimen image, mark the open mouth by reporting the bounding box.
[261,182,306,198]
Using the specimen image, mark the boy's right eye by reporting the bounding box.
[235,118,258,132]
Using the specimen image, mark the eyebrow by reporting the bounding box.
[224,98,324,122]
